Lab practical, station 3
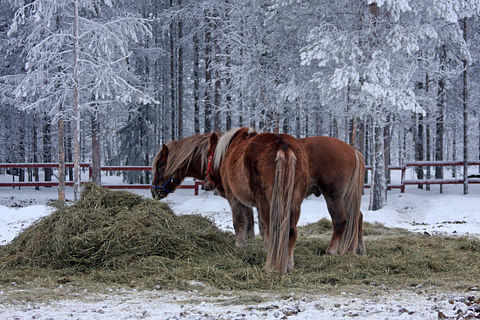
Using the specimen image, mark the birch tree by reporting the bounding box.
[7,0,153,200]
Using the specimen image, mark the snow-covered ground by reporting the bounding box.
[1,175,479,319]
[2,286,479,320]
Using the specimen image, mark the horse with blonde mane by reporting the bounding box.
[205,127,310,274]
[151,131,365,257]
[150,133,255,240]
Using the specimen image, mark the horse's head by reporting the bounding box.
[204,132,222,192]
[151,144,181,199]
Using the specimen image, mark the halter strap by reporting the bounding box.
[205,153,214,176]
[151,174,177,194]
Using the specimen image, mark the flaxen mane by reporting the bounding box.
[156,134,211,177]
[213,127,255,170]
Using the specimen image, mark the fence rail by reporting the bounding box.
[0,163,204,195]
[1,161,480,194]
[365,160,480,192]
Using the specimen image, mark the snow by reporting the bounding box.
[1,179,480,319]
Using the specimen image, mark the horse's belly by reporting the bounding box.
[225,175,256,207]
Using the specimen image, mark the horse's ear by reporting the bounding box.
[160,144,169,158]
[209,132,219,147]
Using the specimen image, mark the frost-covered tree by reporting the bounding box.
[301,1,425,209]
[6,0,153,199]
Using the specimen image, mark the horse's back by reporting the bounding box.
[300,136,359,195]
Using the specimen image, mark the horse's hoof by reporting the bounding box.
[235,240,247,248]
[356,244,366,255]
[326,246,339,256]
[287,259,295,271]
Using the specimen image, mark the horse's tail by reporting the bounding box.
[266,149,296,274]
[339,149,365,255]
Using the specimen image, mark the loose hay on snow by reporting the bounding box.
[0,184,479,292]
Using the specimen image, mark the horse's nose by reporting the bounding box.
[151,187,157,199]
[204,181,214,191]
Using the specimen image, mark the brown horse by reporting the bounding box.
[151,132,365,257]
[206,127,310,274]
[150,133,256,242]
[301,136,365,256]
[207,133,365,257]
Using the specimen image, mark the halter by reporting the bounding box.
[151,174,177,194]
[205,153,214,176]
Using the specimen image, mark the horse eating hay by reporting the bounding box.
[205,127,310,274]
[151,131,365,257]
[150,133,256,240]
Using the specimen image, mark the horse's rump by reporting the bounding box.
[242,133,309,273]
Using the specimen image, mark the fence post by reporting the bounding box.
[194,181,201,196]
[401,166,406,193]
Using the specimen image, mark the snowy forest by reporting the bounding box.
[1,0,480,209]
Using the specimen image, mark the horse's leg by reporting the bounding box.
[245,206,255,240]
[287,205,301,271]
[228,198,249,248]
[256,203,270,250]
[356,210,366,255]
[325,196,347,256]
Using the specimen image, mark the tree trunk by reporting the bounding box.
[415,113,424,189]
[91,107,101,185]
[358,117,365,157]
[369,118,386,211]
[169,0,176,140]
[213,10,221,132]
[295,106,301,138]
[426,113,431,191]
[43,114,52,182]
[193,32,200,134]
[364,116,370,167]
[204,11,212,133]
[58,115,65,205]
[177,0,183,139]
[33,114,39,190]
[383,114,391,185]
[282,105,289,134]
[73,0,81,201]
[66,120,73,181]
[435,45,446,193]
[462,17,468,195]
[305,113,309,137]
[453,120,457,178]
[18,113,25,183]
[425,73,431,191]
[249,103,256,129]
[225,47,232,131]
[349,117,357,147]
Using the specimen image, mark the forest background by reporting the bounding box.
[0,0,479,210]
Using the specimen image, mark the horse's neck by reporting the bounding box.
[184,158,206,180]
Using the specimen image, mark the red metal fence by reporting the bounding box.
[1,161,480,194]
[0,163,204,195]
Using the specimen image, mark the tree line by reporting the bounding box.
[0,0,479,209]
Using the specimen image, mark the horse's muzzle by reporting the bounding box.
[151,186,168,200]
[203,180,215,191]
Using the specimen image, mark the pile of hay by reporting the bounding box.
[0,184,239,271]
